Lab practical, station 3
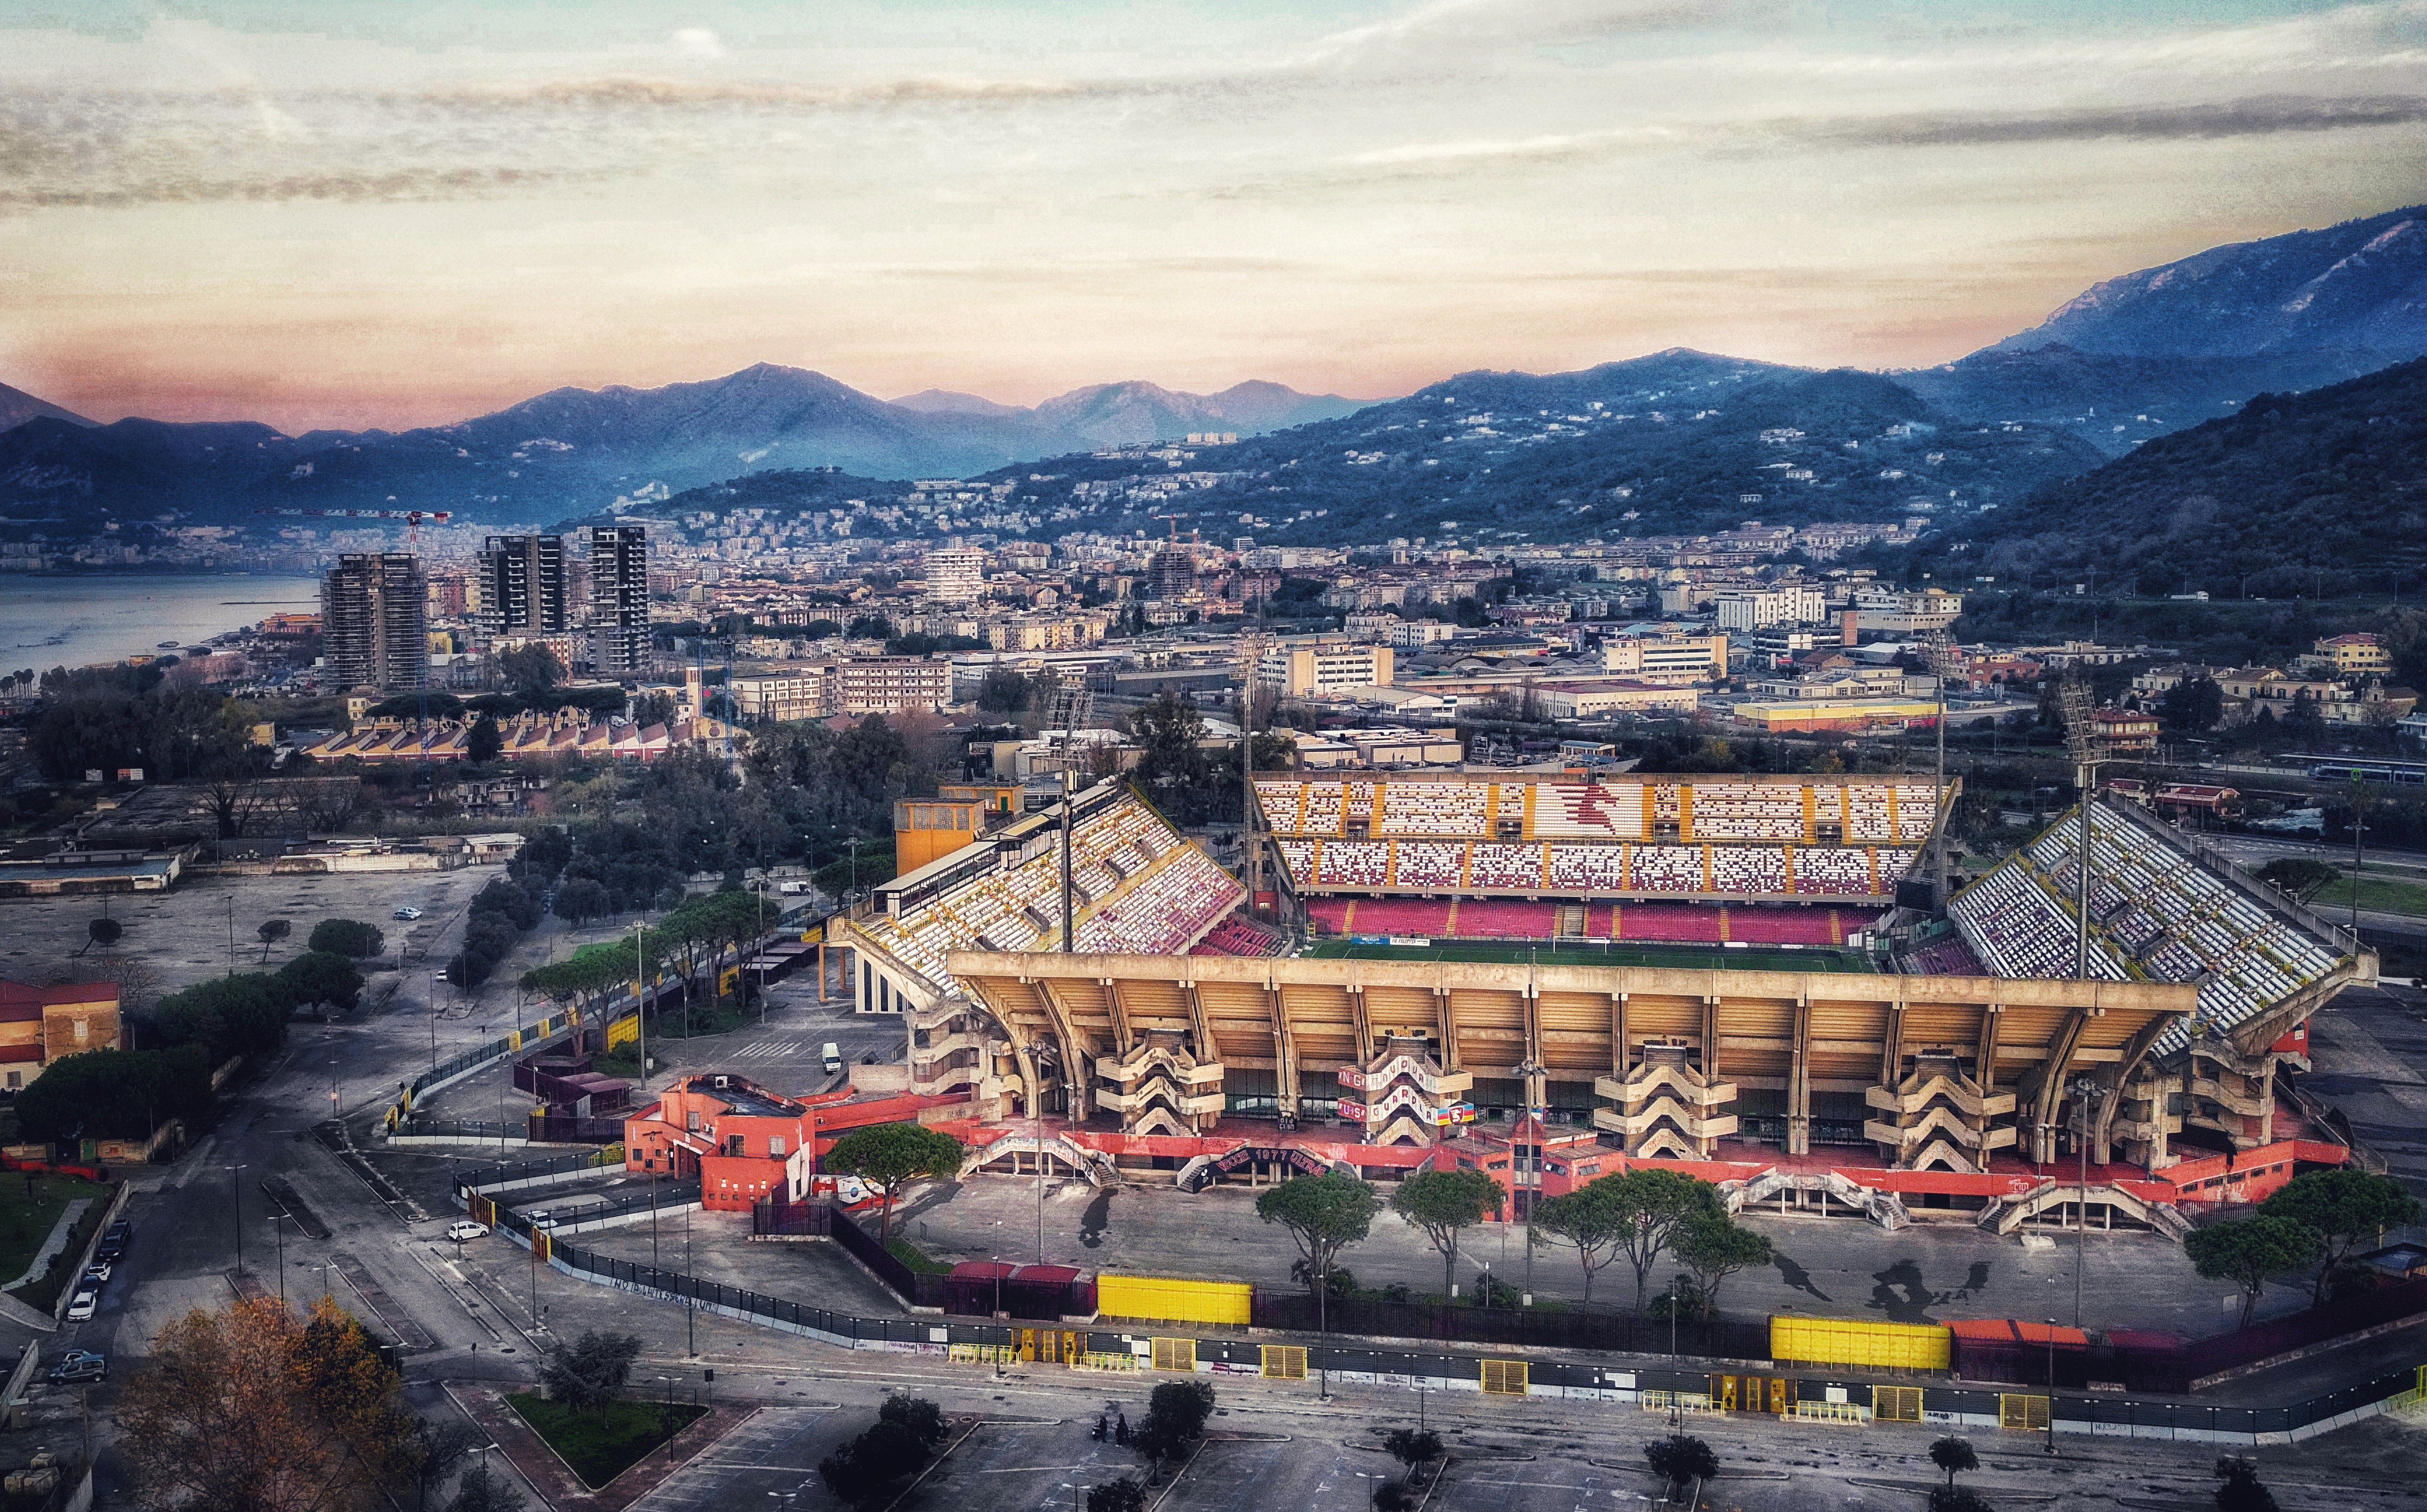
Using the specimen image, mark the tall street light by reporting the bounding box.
[2068,1074,2099,1330]
[226,1165,247,1278]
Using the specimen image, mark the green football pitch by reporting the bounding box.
[1299,939,1878,973]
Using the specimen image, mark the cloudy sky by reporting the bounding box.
[4,0,2423,431]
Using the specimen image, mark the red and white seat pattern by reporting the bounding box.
[1627,845,1704,892]
[1688,784,1805,841]
[1547,844,1628,892]
[1391,841,1466,889]
[1377,784,1488,836]
[1316,841,1389,888]
[1534,782,1645,840]
[1467,843,1545,890]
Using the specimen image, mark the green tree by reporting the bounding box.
[1644,1434,1719,1499]
[82,917,123,955]
[1132,1380,1215,1464]
[444,1460,516,1512]
[2185,1216,2320,1327]
[1600,1168,1724,1313]
[465,715,503,764]
[497,643,565,698]
[1086,1479,1147,1512]
[308,918,385,958]
[1671,1210,1772,1320]
[878,1393,949,1450]
[823,1123,964,1243]
[1255,1173,1380,1323]
[2254,857,2340,903]
[2257,1169,2424,1304]
[537,1330,642,1416]
[1382,1427,1441,1483]
[1530,1180,1631,1305]
[819,1419,929,1506]
[2214,1455,2280,1512]
[1129,692,1209,791]
[256,918,292,963]
[1389,1167,1502,1305]
[1930,1489,1997,1512]
[1929,1434,1978,1491]
[553,877,612,926]
[976,665,1030,715]
[2157,675,2224,733]
[277,950,366,1016]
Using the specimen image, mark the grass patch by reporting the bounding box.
[886,1236,951,1275]
[506,1392,706,1489]
[0,1174,113,1306]
[2312,872,2427,919]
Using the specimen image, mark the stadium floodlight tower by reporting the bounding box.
[1237,629,1271,921]
[2058,668,2114,979]
[1045,681,1096,954]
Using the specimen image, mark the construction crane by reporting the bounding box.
[2057,667,2114,979]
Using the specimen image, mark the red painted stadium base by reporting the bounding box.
[952,1109,2343,1213]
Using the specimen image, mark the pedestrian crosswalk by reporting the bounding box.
[733,1038,806,1060]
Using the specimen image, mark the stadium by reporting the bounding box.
[834,768,2373,1229]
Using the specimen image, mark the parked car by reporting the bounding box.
[443,1220,489,1242]
[81,1260,111,1284]
[46,1351,104,1385]
[393,906,424,921]
[821,1041,843,1074]
[96,1220,132,1261]
[64,1287,97,1322]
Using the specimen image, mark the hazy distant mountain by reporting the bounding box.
[890,389,1030,419]
[1989,205,2427,360]
[0,363,1383,529]
[896,377,1363,447]
[0,381,93,432]
[930,350,2104,547]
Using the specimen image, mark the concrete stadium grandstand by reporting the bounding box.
[838,781,1247,1017]
[1254,774,1943,948]
[831,772,2368,1230]
[1925,797,2373,1172]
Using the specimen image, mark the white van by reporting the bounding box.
[821,1042,843,1074]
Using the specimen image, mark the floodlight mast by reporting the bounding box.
[1045,683,1095,955]
[2058,668,2112,980]
[1238,630,1271,920]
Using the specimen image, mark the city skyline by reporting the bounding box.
[5,0,2423,433]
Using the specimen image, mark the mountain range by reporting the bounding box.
[2,204,2422,545]
[1942,356,2427,596]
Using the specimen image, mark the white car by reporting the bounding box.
[82,1259,111,1284]
[65,1287,97,1321]
[393,906,424,921]
[443,1220,489,1242]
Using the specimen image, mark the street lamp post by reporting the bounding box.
[2069,1074,2098,1330]
[265,1213,288,1308]
[685,1198,695,1358]
[226,1165,247,1279]
[2045,1317,2059,1456]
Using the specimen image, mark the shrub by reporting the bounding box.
[307,919,385,958]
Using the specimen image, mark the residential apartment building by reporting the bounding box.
[730,657,953,722]
[2299,633,2393,679]
[588,527,650,676]
[1852,586,1964,635]
[1600,630,1728,686]
[1714,583,1827,632]
[925,547,985,604]
[477,534,568,636]
[1257,636,1395,697]
[322,552,428,693]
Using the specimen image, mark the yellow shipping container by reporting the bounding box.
[1097,1274,1252,1327]
[1769,1315,1949,1372]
